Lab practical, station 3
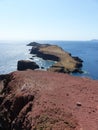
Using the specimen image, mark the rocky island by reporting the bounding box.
[27,42,83,73]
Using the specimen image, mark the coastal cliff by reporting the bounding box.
[28,42,83,73]
[0,70,98,130]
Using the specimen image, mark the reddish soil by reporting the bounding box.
[0,70,98,130]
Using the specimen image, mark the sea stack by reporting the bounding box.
[17,60,39,71]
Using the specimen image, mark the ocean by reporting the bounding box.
[0,41,98,80]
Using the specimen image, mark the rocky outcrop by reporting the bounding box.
[17,60,39,70]
[29,42,83,73]
[0,70,98,130]
[27,41,50,47]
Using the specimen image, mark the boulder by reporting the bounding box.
[17,60,39,71]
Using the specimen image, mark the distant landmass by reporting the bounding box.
[91,39,98,42]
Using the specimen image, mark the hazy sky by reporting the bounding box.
[0,0,98,41]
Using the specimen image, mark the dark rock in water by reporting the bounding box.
[41,66,45,69]
[17,60,39,71]
[29,42,83,73]
[29,57,34,60]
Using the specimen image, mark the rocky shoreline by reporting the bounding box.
[27,42,83,73]
[0,70,98,130]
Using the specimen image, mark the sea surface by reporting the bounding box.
[0,40,98,80]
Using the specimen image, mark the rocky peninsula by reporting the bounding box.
[0,70,98,130]
[27,42,83,73]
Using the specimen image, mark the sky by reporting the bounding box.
[0,0,98,41]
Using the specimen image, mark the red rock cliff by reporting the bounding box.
[0,70,98,130]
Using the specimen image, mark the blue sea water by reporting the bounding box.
[0,41,55,74]
[0,41,98,80]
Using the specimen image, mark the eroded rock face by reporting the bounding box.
[28,42,83,73]
[0,70,98,130]
[17,60,39,71]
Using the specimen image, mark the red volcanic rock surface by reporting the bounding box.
[0,70,98,130]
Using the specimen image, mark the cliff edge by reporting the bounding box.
[0,70,98,130]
